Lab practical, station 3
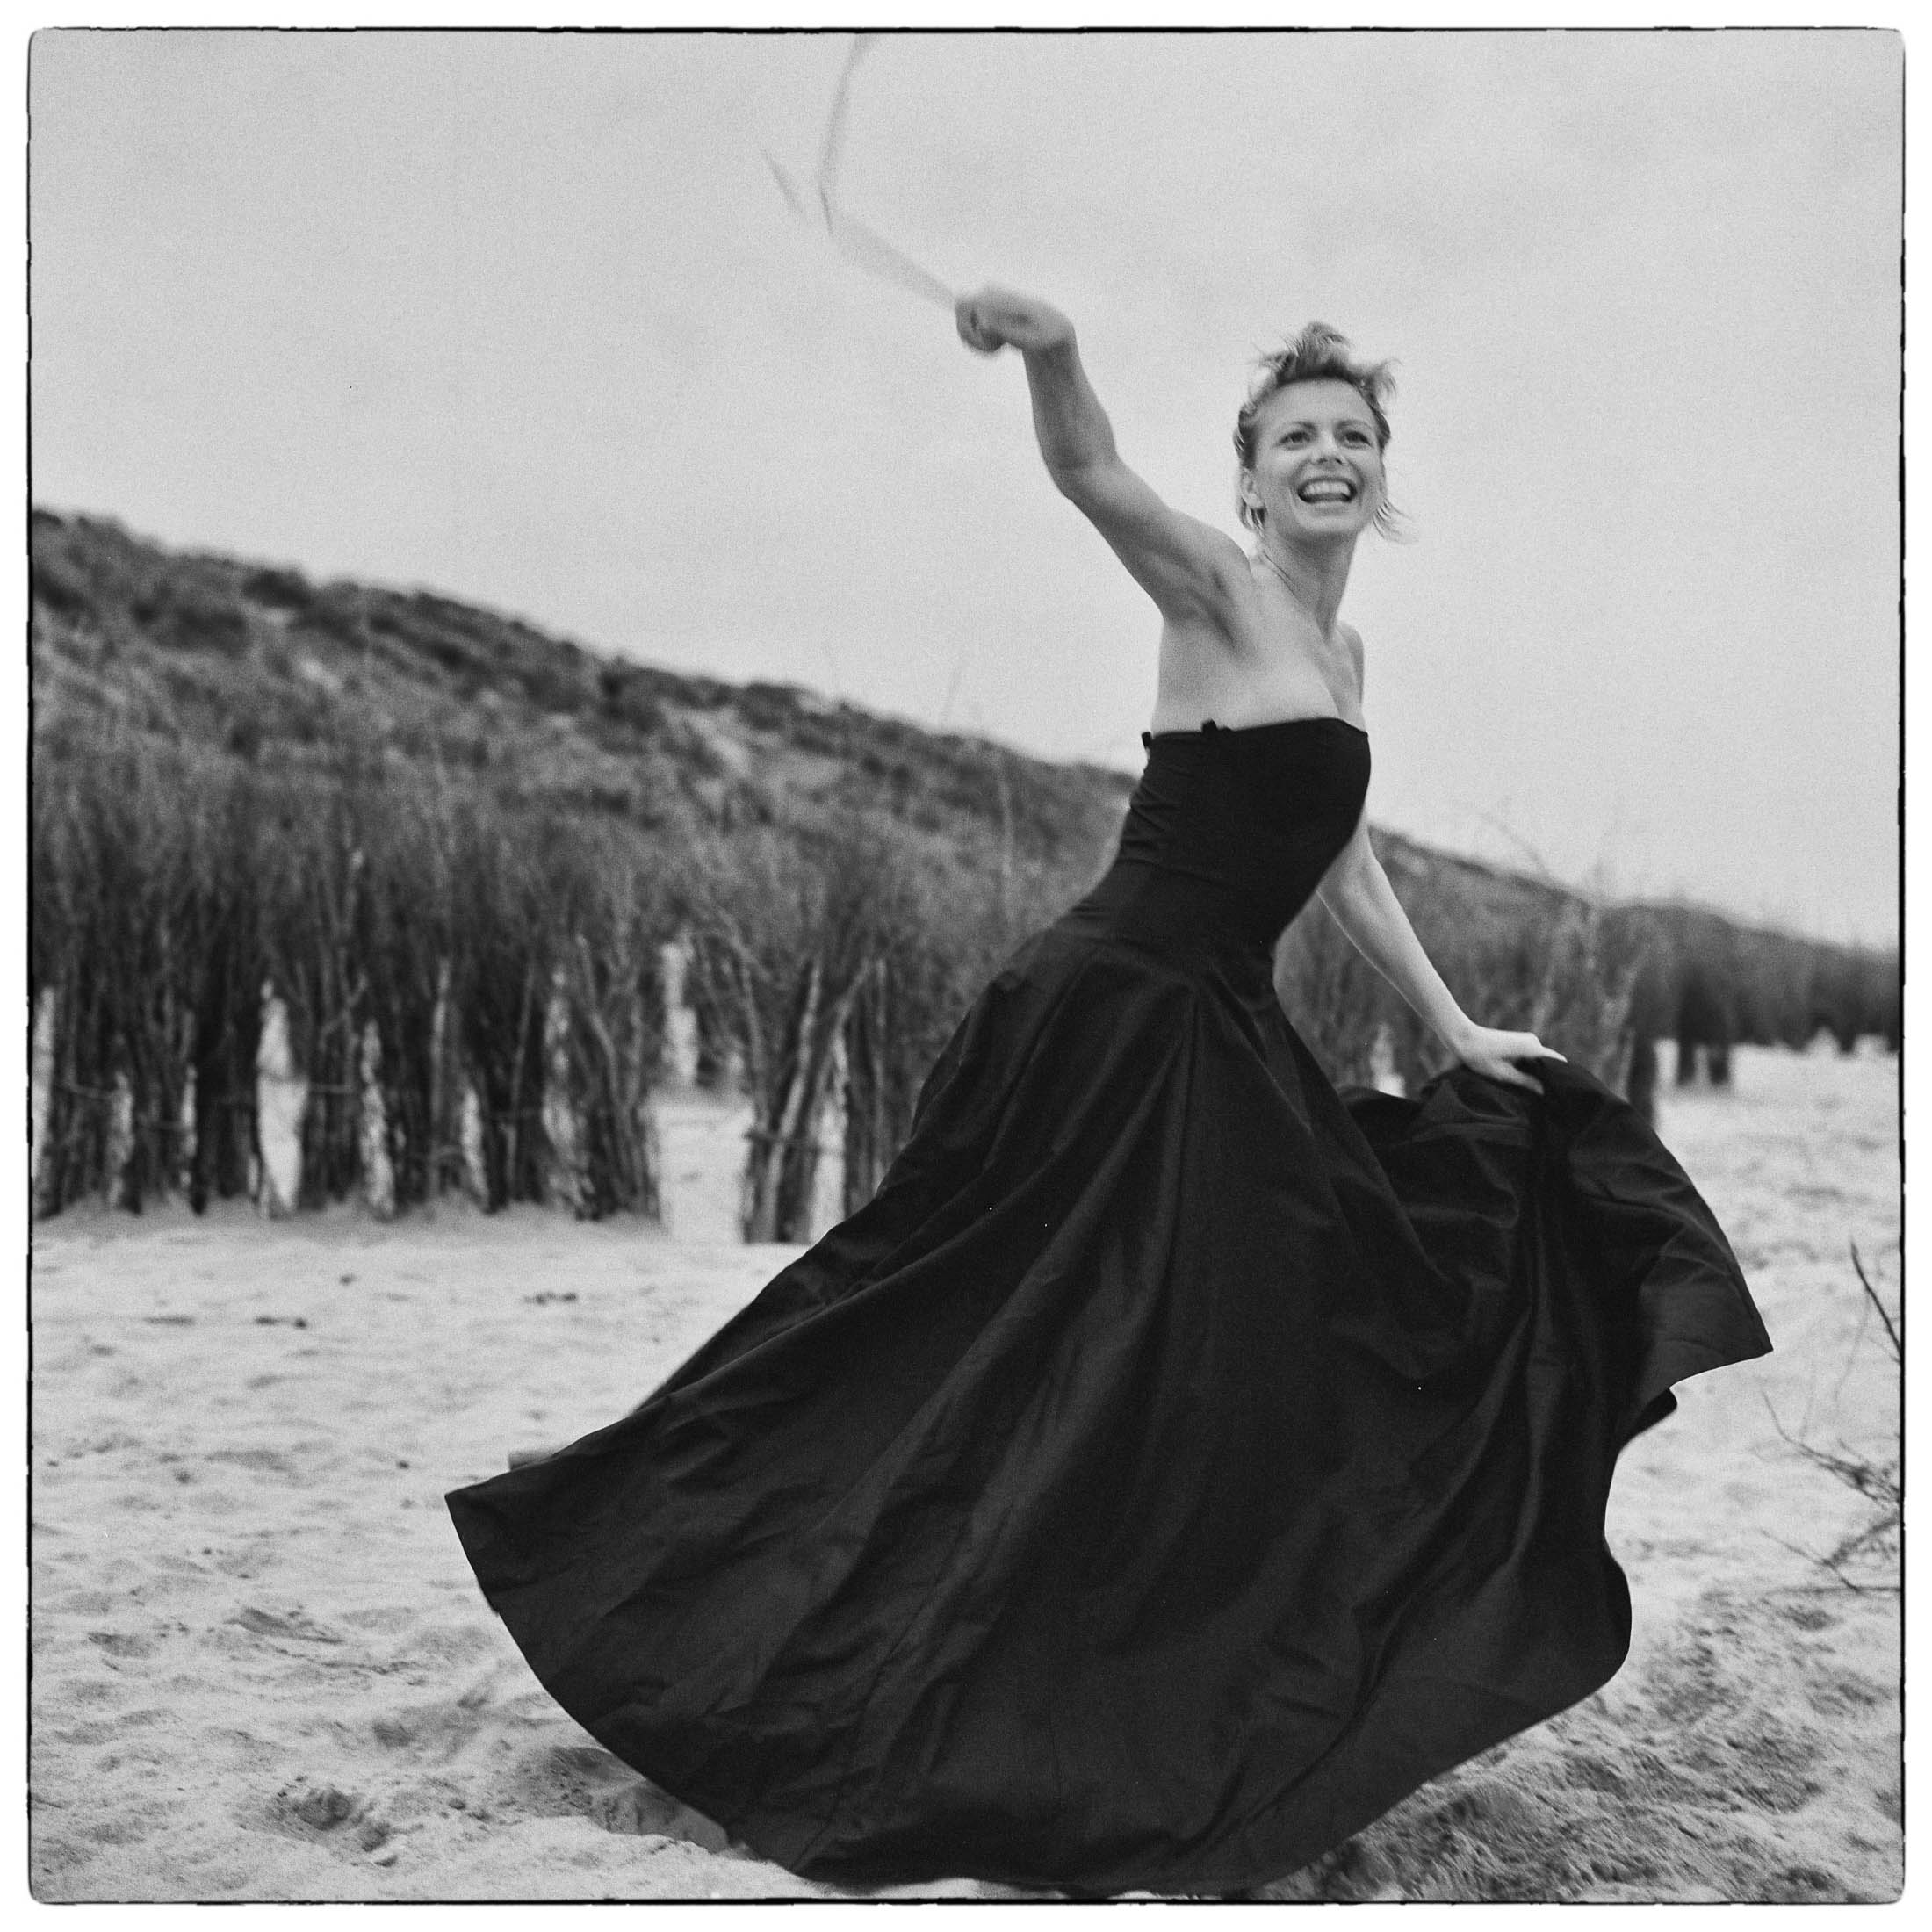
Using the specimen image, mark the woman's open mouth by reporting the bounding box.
[1296,478,1357,504]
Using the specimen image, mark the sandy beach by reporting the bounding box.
[28,1047,1901,1902]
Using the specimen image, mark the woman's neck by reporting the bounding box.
[1257,533,1356,635]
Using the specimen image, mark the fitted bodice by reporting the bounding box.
[1068,717,1371,956]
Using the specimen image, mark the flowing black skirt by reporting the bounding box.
[446,916,1770,1896]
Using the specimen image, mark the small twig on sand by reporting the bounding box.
[1849,1241,1901,1361]
[1758,1242,1900,1593]
[1763,1529,1900,1595]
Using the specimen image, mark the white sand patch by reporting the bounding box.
[654,1086,756,1244]
[253,991,305,1217]
[28,1051,1899,1900]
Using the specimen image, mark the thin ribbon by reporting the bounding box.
[763,34,958,314]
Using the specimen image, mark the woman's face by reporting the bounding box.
[1241,379,1386,542]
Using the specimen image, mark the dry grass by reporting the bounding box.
[1276,846,1648,1093]
[30,729,1090,1237]
[1760,1244,1900,1595]
[34,508,1894,1221]
[31,736,683,1220]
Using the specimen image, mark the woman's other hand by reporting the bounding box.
[1449,1025,1566,1094]
[955,287,1075,357]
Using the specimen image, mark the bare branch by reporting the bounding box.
[1849,1241,1901,1363]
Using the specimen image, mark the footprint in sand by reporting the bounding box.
[371,1698,489,1762]
[506,1741,731,1852]
[255,1780,397,1857]
[1680,1720,1825,1815]
[208,1448,301,1478]
[1802,1669,1890,1719]
[290,1784,360,1831]
[232,1606,344,1646]
[205,1539,283,1581]
[1757,1864,1853,1903]
[592,1781,732,1851]
[1783,1604,1838,1633]
[85,1631,155,1660]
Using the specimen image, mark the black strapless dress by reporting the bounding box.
[446,717,1770,1896]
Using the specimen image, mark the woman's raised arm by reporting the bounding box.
[956,287,1247,624]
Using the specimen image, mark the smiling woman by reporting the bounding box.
[449,287,1771,1898]
[1232,320,1405,543]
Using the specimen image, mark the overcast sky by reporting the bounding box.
[29,27,1901,943]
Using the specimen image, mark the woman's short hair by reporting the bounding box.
[1234,324,1404,537]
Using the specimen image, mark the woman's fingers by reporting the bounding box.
[955,298,1001,354]
[1466,1041,1556,1092]
[1482,1056,1544,1093]
[1458,1027,1562,1093]
[954,286,1071,356]
[1505,1033,1565,1066]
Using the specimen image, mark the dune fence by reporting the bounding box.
[28,732,1068,1238]
[30,724,1896,1231]
[1277,872,1649,1099]
[1277,832,1899,1121]
[30,509,1896,1229]
[31,735,681,1222]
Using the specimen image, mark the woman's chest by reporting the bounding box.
[1153,618,1360,729]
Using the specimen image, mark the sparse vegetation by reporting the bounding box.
[30,738,688,1220]
[29,509,1898,1224]
[1763,1243,1901,1594]
[1278,833,1897,1119]
[1279,839,1652,1093]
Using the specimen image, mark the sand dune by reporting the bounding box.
[29,1051,1900,1901]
